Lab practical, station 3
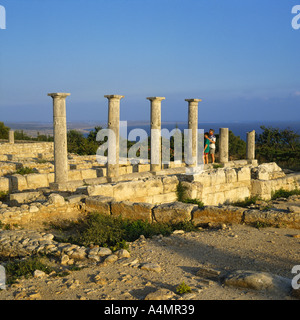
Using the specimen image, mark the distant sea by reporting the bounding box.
[120,121,300,141]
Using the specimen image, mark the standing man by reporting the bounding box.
[208,129,216,164]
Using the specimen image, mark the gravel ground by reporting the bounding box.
[0,222,299,301]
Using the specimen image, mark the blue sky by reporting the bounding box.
[0,0,300,123]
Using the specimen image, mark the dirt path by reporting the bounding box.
[0,223,299,301]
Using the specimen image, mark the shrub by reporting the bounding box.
[15,167,35,175]
[271,188,300,200]
[232,196,260,208]
[176,281,192,295]
[64,212,200,250]
[0,191,8,202]
[5,257,54,284]
[182,198,204,208]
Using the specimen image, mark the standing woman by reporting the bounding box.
[203,132,210,164]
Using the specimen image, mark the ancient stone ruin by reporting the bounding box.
[0,93,300,229]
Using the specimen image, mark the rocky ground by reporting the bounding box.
[0,197,299,301]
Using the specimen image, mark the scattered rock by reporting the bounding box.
[104,254,118,264]
[223,270,292,295]
[116,249,130,258]
[33,270,46,278]
[140,263,162,273]
[196,266,221,280]
[144,288,176,300]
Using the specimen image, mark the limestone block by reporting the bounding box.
[85,196,113,215]
[48,193,65,206]
[225,168,237,183]
[201,191,225,206]
[10,174,28,191]
[145,178,164,196]
[237,166,251,182]
[213,169,226,185]
[144,192,177,205]
[68,170,83,181]
[251,180,272,200]
[10,191,41,206]
[153,202,197,224]
[26,173,49,189]
[47,173,55,183]
[111,201,154,221]
[162,176,179,193]
[192,206,245,225]
[182,181,203,200]
[243,209,300,229]
[87,184,114,197]
[80,169,97,180]
[191,171,212,187]
[0,177,9,192]
[224,187,250,204]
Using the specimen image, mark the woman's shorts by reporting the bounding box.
[209,148,215,154]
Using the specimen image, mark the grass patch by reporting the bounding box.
[0,191,8,202]
[176,281,192,295]
[15,167,36,175]
[182,198,204,208]
[252,221,274,229]
[231,196,260,208]
[213,163,224,169]
[176,182,204,208]
[5,257,54,285]
[271,188,300,200]
[54,212,199,251]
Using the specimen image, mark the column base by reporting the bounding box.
[49,181,84,192]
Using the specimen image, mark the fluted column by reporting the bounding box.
[104,95,124,180]
[48,93,70,184]
[147,97,165,173]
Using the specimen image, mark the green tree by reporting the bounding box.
[0,122,10,139]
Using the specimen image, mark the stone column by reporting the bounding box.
[147,97,165,173]
[185,99,202,167]
[8,130,14,144]
[246,130,255,160]
[48,93,70,184]
[104,95,124,180]
[219,128,229,163]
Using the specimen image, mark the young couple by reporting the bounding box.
[203,129,216,164]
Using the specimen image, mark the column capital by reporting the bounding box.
[185,99,202,103]
[48,93,71,99]
[146,97,165,101]
[104,95,124,100]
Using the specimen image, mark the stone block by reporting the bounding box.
[225,168,237,183]
[68,170,83,181]
[162,175,179,193]
[81,169,98,180]
[153,201,197,224]
[26,173,49,189]
[85,196,114,215]
[192,206,245,225]
[10,174,28,191]
[111,201,154,221]
[237,166,251,182]
[87,184,114,197]
[10,191,41,206]
[0,177,9,192]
